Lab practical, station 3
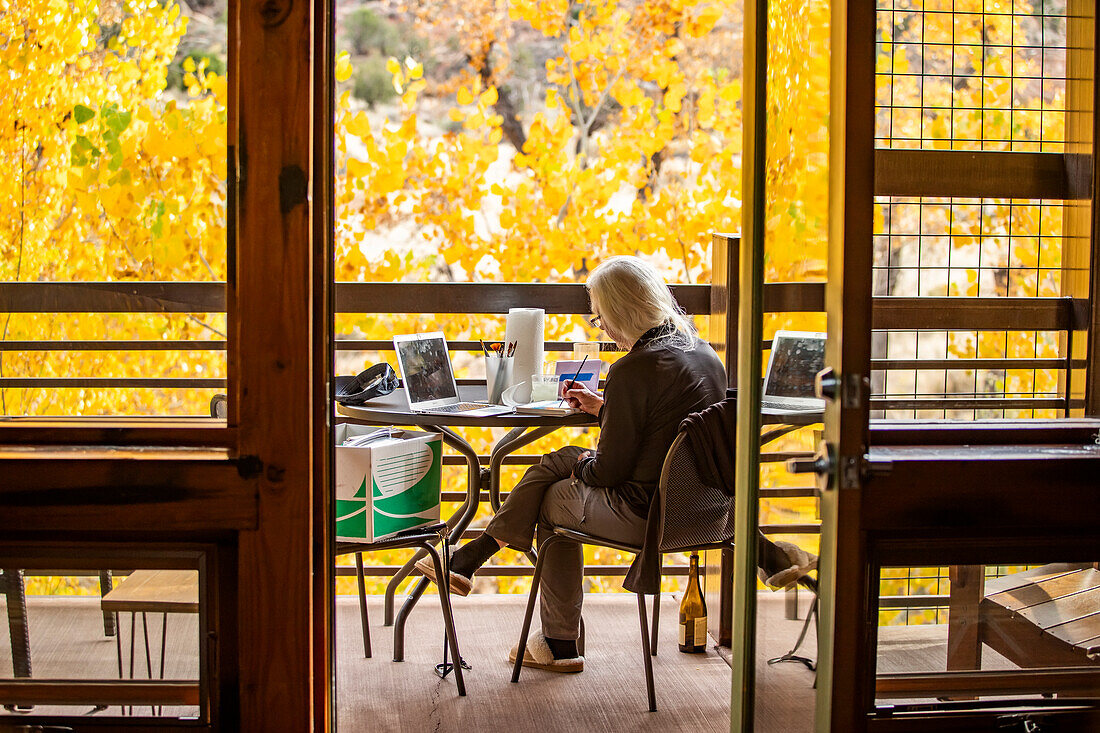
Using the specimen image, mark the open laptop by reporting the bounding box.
[392,332,512,416]
[761,330,827,411]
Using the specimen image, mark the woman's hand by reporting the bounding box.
[562,381,603,416]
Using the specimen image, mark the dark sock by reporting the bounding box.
[544,637,579,660]
[449,533,500,579]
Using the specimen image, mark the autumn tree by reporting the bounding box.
[1,0,227,417]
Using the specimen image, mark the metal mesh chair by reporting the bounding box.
[215,395,464,692]
[334,524,466,696]
[510,431,736,712]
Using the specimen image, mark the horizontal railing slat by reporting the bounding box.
[0,282,1086,333]
[337,339,614,352]
[0,340,226,352]
[0,282,225,313]
[335,282,712,315]
[872,358,1080,370]
[336,564,689,577]
[440,487,818,502]
[0,378,226,388]
[871,397,1074,410]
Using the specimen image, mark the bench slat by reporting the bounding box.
[1010,585,1100,632]
[983,562,1089,596]
[986,568,1100,612]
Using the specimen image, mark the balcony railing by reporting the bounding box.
[0,234,1089,590]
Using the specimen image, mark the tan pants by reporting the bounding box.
[485,446,648,641]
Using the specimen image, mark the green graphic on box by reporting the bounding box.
[335,428,441,542]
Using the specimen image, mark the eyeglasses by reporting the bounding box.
[588,314,603,329]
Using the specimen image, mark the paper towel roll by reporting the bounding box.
[504,308,545,403]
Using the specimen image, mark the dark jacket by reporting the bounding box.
[679,396,737,496]
[572,323,726,593]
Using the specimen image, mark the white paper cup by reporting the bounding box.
[530,373,560,402]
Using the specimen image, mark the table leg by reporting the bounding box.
[99,570,115,637]
[488,426,558,512]
[760,424,801,447]
[388,427,481,651]
[115,611,123,679]
[127,611,136,715]
[392,577,429,662]
[385,426,481,626]
[489,426,580,566]
[159,612,168,715]
[141,612,155,715]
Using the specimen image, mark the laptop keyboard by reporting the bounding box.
[761,398,820,411]
[430,402,494,413]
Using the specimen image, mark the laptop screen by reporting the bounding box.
[765,333,826,399]
[394,335,458,405]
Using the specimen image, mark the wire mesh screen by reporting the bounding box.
[875,0,1067,151]
[874,329,1066,419]
[879,565,1038,626]
[871,196,1068,419]
[871,3,1076,626]
[874,197,1063,298]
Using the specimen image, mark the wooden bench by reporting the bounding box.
[101,568,199,713]
[100,570,199,617]
[978,563,1100,668]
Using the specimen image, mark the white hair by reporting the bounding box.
[586,256,696,350]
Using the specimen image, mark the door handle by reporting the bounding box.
[786,450,833,476]
[786,443,836,491]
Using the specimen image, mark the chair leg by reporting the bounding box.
[636,593,657,712]
[512,535,557,683]
[354,553,371,658]
[423,544,465,696]
[578,616,585,657]
[651,593,660,656]
[99,570,116,637]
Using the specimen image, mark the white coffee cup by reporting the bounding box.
[530,373,560,402]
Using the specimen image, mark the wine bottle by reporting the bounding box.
[678,551,708,653]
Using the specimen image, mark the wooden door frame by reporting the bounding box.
[813,0,877,728]
[0,0,333,727]
[818,1,1100,730]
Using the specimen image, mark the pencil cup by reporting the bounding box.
[572,342,600,363]
[486,356,513,404]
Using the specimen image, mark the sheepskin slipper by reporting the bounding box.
[508,629,584,673]
[759,541,818,590]
[414,556,473,597]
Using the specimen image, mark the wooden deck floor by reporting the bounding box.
[1,590,1007,731]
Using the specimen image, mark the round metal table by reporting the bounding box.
[336,383,597,660]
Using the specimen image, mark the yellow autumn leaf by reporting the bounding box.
[335,52,353,82]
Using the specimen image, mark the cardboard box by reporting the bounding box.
[335,424,442,543]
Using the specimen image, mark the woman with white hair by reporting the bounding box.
[417,255,727,672]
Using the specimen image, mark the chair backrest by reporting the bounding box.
[656,431,736,552]
[210,393,227,418]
